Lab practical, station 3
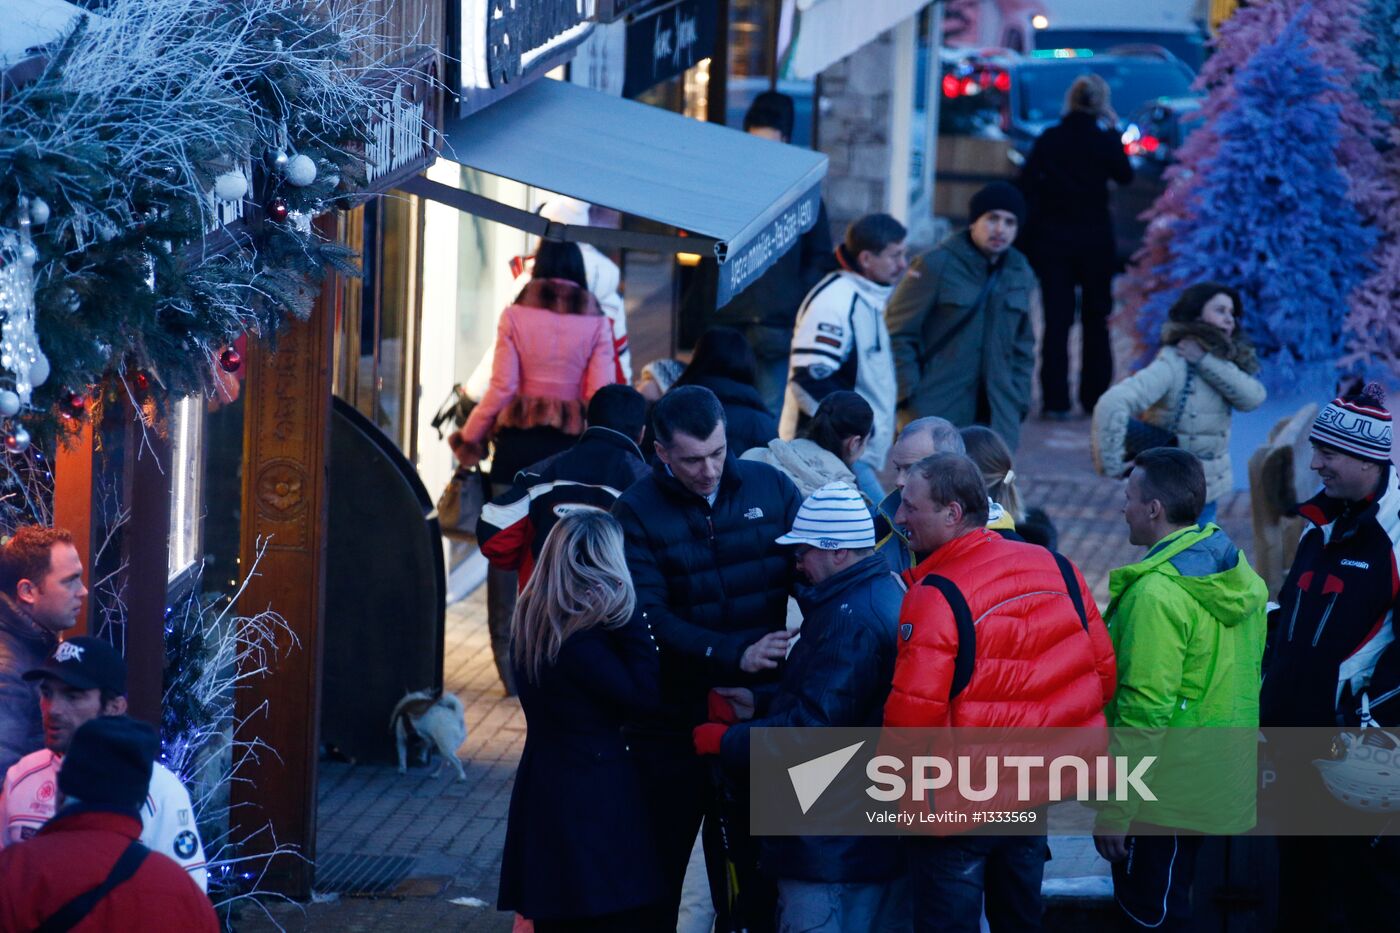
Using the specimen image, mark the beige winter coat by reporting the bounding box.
[1092,346,1267,503]
[740,438,857,499]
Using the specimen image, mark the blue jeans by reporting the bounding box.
[776,877,909,933]
[910,834,1048,933]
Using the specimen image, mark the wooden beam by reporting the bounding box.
[233,235,338,898]
[51,417,97,637]
[120,414,172,728]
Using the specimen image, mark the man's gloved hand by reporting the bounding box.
[693,723,729,756]
[708,689,739,724]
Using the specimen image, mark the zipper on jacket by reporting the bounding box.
[706,515,716,546]
[1311,593,1341,647]
[1286,596,1302,642]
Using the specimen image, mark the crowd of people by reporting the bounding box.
[452,85,1398,933]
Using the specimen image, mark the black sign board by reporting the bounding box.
[623,0,718,98]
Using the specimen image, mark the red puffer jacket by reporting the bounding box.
[884,529,1116,728]
[0,808,219,932]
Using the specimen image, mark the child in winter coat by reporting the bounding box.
[1093,283,1267,522]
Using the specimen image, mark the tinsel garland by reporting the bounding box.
[0,0,433,446]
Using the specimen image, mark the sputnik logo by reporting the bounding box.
[788,741,865,814]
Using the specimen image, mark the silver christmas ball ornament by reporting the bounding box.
[0,390,19,417]
[5,426,30,455]
[272,149,289,170]
[29,199,50,225]
[284,154,317,187]
[18,243,37,264]
[213,171,249,202]
[28,350,49,388]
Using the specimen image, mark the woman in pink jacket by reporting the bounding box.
[453,241,620,483]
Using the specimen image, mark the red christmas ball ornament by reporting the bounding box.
[66,391,87,412]
[133,371,150,392]
[219,347,242,372]
[267,198,289,222]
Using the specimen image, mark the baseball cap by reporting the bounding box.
[24,636,127,694]
[776,482,876,550]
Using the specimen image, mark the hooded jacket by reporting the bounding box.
[1261,466,1400,728]
[779,263,898,469]
[720,554,903,883]
[613,457,802,727]
[1099,524,1267,833]
[885,232,1038,450]
[1092,330,1266,503]
[0,592,54,777]
[739,437,858,500]
[683,375,779,456]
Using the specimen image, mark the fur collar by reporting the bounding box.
[1160,320,1260,375]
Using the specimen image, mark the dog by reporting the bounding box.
[389,688,468,780]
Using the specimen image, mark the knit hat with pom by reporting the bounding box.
[1310,382,1392,463]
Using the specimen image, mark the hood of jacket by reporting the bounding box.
[833,246,896,305]
[749,438,854,493]
[690,375,771,414]
[1108,524,1267,626]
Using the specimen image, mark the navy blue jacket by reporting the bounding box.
[720,554,904,883]
[613,457,801,727]
[688,375,780,454]
[498,615,667,919]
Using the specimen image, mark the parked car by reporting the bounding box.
[1115,94,1205,258]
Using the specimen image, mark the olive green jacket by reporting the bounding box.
[885,232,1038,450]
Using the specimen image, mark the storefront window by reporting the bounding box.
[167,395,204,583]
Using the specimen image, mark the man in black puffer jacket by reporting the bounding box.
[702,481,906,931]
[614,385,801,930]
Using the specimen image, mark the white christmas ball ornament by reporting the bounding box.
[6,426,30,455]
[28,351,50,388]
[29,199,50,225]
[284,154,317,187]
[0,390,19,417]
[213,171,249,202]
[19,243,37,264]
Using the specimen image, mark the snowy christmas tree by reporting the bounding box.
[1118,0,1395,370]
[1140,11,1376,382]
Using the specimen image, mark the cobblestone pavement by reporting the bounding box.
[237,411,1254,931]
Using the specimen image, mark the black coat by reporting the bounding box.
[498,615,668,920]
[1019,110,1133,233]
[613,457,802,727]
[690,375,780,454]
[720,554,904,883]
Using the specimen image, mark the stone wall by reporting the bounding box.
[816,30,897,244]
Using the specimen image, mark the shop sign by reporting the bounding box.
[593,0,649,21]
[362,55,440,193]
[717,181,821,307]
[623,0,717,98]
[462,0,597,92]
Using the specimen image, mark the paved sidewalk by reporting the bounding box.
[238,412,1252,931]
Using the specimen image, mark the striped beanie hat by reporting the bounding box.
[1310,382,1392,463]
[775,482,875,550]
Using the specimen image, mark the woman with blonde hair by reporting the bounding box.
[497,511,668,931]
[962,424,1059,549]
[1018,70,1134,420]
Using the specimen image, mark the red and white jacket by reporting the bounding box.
[0,748,208,891]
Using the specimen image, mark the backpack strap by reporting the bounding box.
[921,574,977,700]
[36,839,149,933]
[1052,551,1089,633]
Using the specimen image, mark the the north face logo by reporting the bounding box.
[53,642,85,664]
[900,623,913,641]
[745,508,764,520]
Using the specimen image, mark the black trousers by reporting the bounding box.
[1110,830,1204,932]
[627,731,776,933]
[1031,226,1116,414]
[532,903,673,932]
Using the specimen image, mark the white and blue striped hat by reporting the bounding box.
[775,482,875,549]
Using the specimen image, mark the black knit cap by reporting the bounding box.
[59,716,157,813]
[969,181,1027,227]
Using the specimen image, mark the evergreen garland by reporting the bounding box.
[0,0,431,445]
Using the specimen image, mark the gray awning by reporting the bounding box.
[402,78,828,307]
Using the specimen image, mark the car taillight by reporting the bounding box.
[942,73,962,98]
[1123,133,1161,157]
[993,70,1010,93]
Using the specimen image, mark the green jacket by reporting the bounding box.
[1100,523,1267,834]
[885,232,1037,450]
